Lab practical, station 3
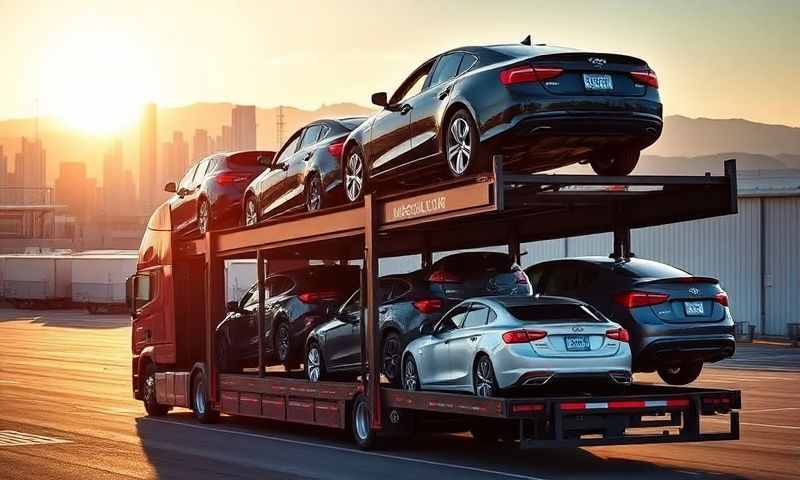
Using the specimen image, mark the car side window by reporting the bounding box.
[274,133,301,166]
[429,53,463,88]
[242,284,259,309]
[340,290,361,316]
[462,303,490,328]
[134,272,157,309]
[194,158,210,183]
[179,164,198,190]
[269,276,294,297]
[391,60,435,104]
[437,304,469,333]
[382,279,411,303]
[317,125,330,142]
[299,125,323,150]
[457,54,478,75]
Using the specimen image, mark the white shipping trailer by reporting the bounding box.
[224,259,257,303]
[2,255,73,308]
[71,254,138,313]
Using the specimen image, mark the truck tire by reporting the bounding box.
[658,361,703,385]
[350,393,378,450]
[192,372,219,424]
[142,364,169,416]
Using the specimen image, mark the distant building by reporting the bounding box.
[232,105,256,150]
[139,103,158,215]
[193,129,210,161]
[13,137,46,204]
[102,139,123,216]
[160,131,189,196]
[54,162,96,220]
[221,125,233,152]
[0,146,7,187]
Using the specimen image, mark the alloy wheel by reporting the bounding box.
[345,152,364,202]
[245,197,258,226]
[307,177,322,211]
[307,346,321,382]
[198,201,209,234]
[382,337,401,382]
[277,324,290,362]
[447,117,472,176]
[403,358,419,391]
[475,357,495,397]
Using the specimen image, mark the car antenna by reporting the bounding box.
[521,35,532,46]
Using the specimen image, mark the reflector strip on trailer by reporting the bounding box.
[511,403,544,413]
[560,398,689,411]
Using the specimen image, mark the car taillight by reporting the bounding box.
[713,291,729,307]
[327,141,345,158]
[513,270,529,285]
[428,270,462,283]
[500,65,564,85]
[298,290,339,304]
[413,298,443,314]
[606,328,630,343]
[502,329,547,344]
[215,172,250,185]
[629,69,658,88]
[615,291,669,308]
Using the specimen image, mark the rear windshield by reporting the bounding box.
[339,118,367,130]
[508,304,606,323]
[440,253,518,275]
[611,260,689,279]
[227,151,273,167]
[303,268,360,291]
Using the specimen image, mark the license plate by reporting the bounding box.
[565,335,590,351]
[583,73,613,91]
[684,301,705,316]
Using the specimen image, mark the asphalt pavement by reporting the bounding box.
[0,308,797,480]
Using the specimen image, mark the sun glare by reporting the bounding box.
[39,28,156,135]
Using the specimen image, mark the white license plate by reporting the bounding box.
[583,73,613,91]
[565,335,590,351]
[684,301,705,316]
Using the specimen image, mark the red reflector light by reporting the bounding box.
[298,290,339,304]
[215,172,250,185]
[667,398,690,408]
[413,298,443,314]
[427,270,462,283]
[608,400,645,409]
[630,69,658,88]
[512,403,544,413]
[714,291,729,307]
[614,291,669,308]
[606,327,630,343]
[559,402,586,411]
[500,66,564,85]
[327,141,345,158]
[502,329,547,344]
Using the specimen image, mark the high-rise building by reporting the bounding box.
[54,162,95,219]
[231,105,256,151]
[193,129,210,161]
[221,125,233,152]
[102,139,123,215]
[139,103,158,214]
[160,131,190,196]
[0,146,7,185]
[14,137,46,204]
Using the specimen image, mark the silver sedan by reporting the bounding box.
[401,296,633,396]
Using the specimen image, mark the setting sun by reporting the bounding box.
[38,26,155,134]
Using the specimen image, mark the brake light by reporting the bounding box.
[713,291,729,307]
[502,329,547,344]
[428,270,462,283]
[298,290,339,304]
[500,66,564,85]
[513,270,529,285]
[215,172,250,185]
[606,327,630,343]
[614,291,669,308]
[413,298,443,314]
[630,69,658,88]
[327,141,345,158]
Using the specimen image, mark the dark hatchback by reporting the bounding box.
[166,150,274,237]
[215,265,360,372]
[526,257,735,385]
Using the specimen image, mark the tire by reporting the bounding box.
[343,146,366,203]
[473,355,500,397]
[305,341,326,383]
[274,321,293,370]
[305,174,323,212]
[350,393,377,450]
[402,355,420,391]
[197,198,210,235]
[142,364,169,416]
[381,332,403,387]
[445,109,485,177]
[244,194,259,226]
[192,372,220,424]
[657,361,703,385]
[590,149,640,176]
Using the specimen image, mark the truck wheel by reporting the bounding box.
[142,364,169,416]
[658,361,703,385]
[350,393,377,450]
[192,372,219,424]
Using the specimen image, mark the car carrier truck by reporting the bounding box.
[127,157,741,449]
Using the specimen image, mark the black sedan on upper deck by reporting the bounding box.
[243,117,366,224]
[340,39,662,202]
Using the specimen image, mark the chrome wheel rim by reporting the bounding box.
[307,346,321,382]
[475,357,494,397]
[447,117,471,176]
[194,379,206,415]
[245,198,258,226]
[345,152,363,202]
[278,324,289,362]
[382,337,401,382]
[144,374,156,405]
[404,358,418,391]
[308,178,321,211]
[198,201,209,234]
[665,367,680,375]
[355,401,370,441]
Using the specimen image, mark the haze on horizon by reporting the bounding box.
[1,0,798,132]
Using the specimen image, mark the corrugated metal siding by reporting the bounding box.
[764,197,800,336]
[521,239,566,267]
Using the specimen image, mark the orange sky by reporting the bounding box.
[1,0,798,132]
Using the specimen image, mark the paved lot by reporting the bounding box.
[0,309,797,480]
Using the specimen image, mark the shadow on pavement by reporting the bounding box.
[0,308,130,329]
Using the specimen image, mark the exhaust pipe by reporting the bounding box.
[610,372,633,385]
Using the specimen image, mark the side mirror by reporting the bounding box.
[371,92,389,107]
[420,322,435,336]
[164,182,177,193]
[226,301,240,313]
[125,276,137,318]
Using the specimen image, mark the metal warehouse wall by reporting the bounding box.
[764,197,800,336]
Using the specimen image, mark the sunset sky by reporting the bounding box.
[1,0,798,133]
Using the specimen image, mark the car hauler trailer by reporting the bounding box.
[129,157,741,449]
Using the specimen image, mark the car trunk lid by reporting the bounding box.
[529,52,651,97]
[529,323,621,358]
[633,277,727,323]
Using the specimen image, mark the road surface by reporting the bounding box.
[0,309,797,479]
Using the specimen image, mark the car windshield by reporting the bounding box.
[610,259,690,279]
[508,304,606,323]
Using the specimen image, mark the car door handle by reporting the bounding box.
[400,104,413,115]
[438,87,451,100]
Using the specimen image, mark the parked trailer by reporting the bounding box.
[224,259,256,304]
[72,254,138,313]
[2,254,73,308]
[129,157,741,450]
